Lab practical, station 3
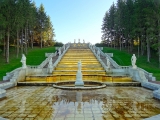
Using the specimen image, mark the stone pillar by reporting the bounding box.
[48,58,53,73]
[93,46,95,53]
[59,48,61,56]
[97,50,100,59]
[106,57,110,69]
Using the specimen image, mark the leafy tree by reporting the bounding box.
[0,0,55,63]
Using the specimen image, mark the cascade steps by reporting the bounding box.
[24,48,133,83]
[25,75,132,83]
[55,67,104,70]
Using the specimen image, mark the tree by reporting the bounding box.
[38,4,47,48]
[1,0,17,63]
[0,0,55,63]
[101,0,160,65]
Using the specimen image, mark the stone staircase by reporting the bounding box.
[25,44,132,83]
[50,49,105,82]
[50,48,132,83]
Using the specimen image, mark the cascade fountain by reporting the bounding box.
[2,41,160,120]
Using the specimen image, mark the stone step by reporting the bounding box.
[61,56,96,58]
[60,59,98,61]
[25,76,132,83]
[58,63,101,65]
[61,58,97,60]
[58,62,100,64]
[52,72,106,75]
[55,67,104,70]
[56,65,103,68]
[60,61,99,63]
[53,70,106,72]
[65,54,94,55]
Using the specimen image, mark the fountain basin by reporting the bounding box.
[53,81,106,90]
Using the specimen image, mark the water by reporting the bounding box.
[0,86,160,120]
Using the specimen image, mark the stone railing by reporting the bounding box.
[96,47,120,69]
[90,45,156,81]
[119,66,130,69]
[27,65,39,69]
[97,47,103,50]
[105,53,113,57]
[38,53,55,68]
[52,44,70,70]
[3,67,21,81]
[1,43,71,98]
[45,53,55,57]
[137,67,155,81]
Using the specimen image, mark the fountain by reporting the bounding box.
[75,60,84,86]
[2,42,160,120]
[53,59,106,90]
[21,42,138,87]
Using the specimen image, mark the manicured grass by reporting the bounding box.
[0,47,55,80]
[26,47,55,65]
[103,47,160,81]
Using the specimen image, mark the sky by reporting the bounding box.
[33,0,117,44]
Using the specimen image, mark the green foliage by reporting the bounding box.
[0,0,56,63]
[95,43,106,47]
[0,47,56,80]
[54,42,63,47]
[102,0,160,66]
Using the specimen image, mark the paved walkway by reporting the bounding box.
[0,86,160,120]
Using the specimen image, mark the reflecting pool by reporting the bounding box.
[0,86,160,120]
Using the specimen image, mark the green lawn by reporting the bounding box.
[0,47,55,80]
[103,47,160,81]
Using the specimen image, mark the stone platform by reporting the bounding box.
[17,81,141,87]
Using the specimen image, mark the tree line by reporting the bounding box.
[101,0,160,67]
[0,0,55,63]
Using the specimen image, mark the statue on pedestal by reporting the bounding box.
[83,39,85,43]
[21,54,27,69]
[78,39,80,43]
[74,39,76,43]
[131,54,137,69]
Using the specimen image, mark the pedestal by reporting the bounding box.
[75,71,84,86]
